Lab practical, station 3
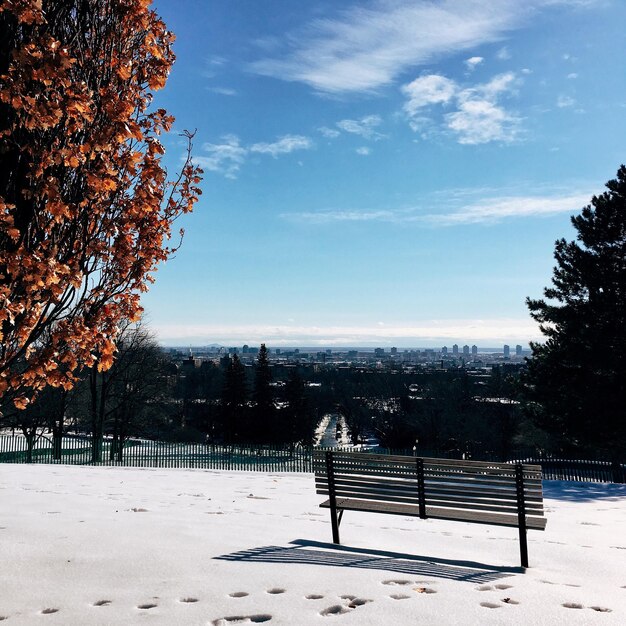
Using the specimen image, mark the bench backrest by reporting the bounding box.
[313,450,544,522]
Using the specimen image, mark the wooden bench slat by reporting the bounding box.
[315,475,544,504]
[317,488,542,515]
[319,498,547,530]
[315,465,543,487]
[316,485,543,514]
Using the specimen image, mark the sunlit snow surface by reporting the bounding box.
[1,464,624,624]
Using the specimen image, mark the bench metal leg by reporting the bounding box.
[515,464,529,568]
[330,506,341,544]
[518,526,529,568]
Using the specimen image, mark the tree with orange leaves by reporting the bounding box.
[0,0,202,411]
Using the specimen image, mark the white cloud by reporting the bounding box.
[355,146,371,156]
[426,192,591,225]
[318,126,341,138]
[250,134,313,157]
[195,135,247,179]
[196,134,313,178]
[208,86,237,96]
[496,46,511,60]
[250,0,537,94]
[336,115,385,140]
[557,94,576,108]
[249,1,594,95]
[465,56,484,70]
[402,71,521,144]
[154,319,543,346]
[446,99,519,144]
[281,190,592,225]
[402,74,456,115]
[567,72,578,79]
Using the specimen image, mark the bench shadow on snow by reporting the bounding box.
[215,539,519,584]
[542,481,626,502]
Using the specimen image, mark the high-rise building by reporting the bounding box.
[515,344,523,357]
[452,344,459,356]
[390,347,398,356]
[471,345,478,357]
[441,346,448,355]
[503,344,510,358]
[462,345,470,356]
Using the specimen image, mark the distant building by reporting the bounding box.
[462,345,470,356]
[503,344,510,358]
[374,348,385,357]
[471,345,478,357]
[452,344,459,356]
[242,344,249,354]
[390,347,398,356]
[441,346,448,355]
[515,344,523,357]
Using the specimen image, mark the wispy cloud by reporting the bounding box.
[496,46,511,60]
[208,86,237,96]
[248,1,595,95]
[427,192,591,225]
[336,115,385,140]
[195,135,247,179]
[465,56,484,70]
[154,319,543,346]
[403,71,522,144]
[281,190,592,225]
[402,74,456,114]
[195,134,313,178]
[356,146,371,156]
[318,126,341,139]
[250,135,313,157]
[556,94,576,108]
[249,0,534,94]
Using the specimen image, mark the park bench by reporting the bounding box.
[313,450,546,567]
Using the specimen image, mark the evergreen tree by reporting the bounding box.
[283,368,316,445]
[252,344,274,441]
[522,166,626,459]
[220,355,248,442]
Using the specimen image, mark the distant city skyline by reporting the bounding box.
[143,1,625,347]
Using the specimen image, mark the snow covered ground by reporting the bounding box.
[1,464,624,625]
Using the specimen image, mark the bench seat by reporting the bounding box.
[319,497,547,530]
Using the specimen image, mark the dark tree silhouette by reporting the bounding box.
[523,166,626,460]
[220,355,248,442]
[252,344,274,441]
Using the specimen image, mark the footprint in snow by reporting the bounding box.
[266,588,285,595]
[589,606,612,612]
[382,579,412,586]
[562,602,584,609]
[480,602,501,609]
[229,592,249,598]
[41,608,60,614]
[93,600,111,606]
[137,603,157,610]
[179,597,198,603]
[212,615,272,624]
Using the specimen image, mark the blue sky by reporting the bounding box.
[144,0,625,348]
